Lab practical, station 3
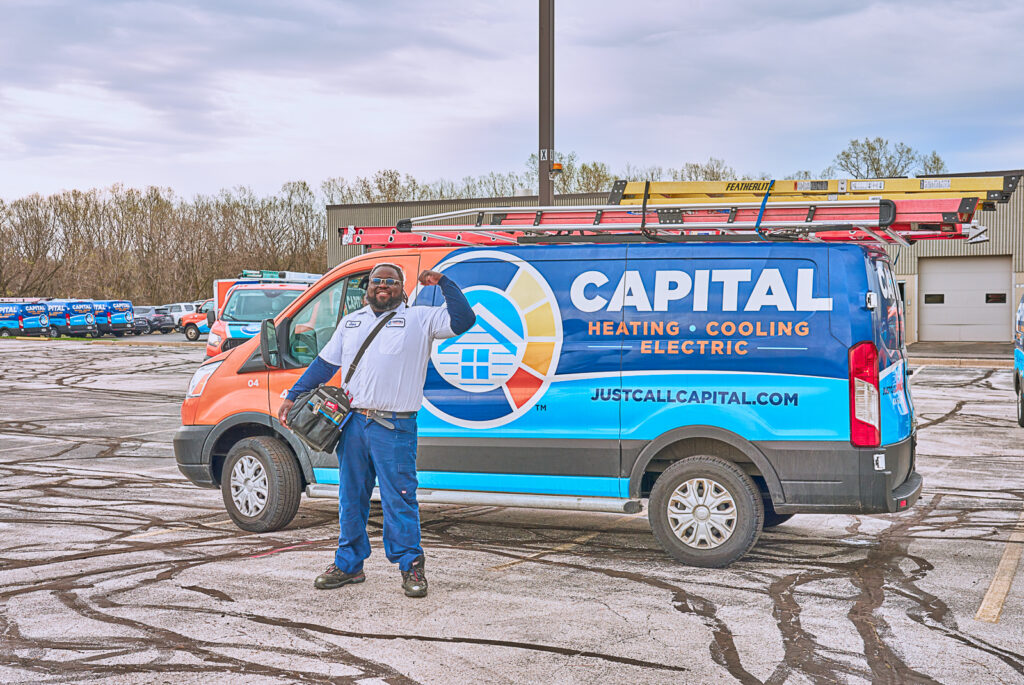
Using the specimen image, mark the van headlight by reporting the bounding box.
[208,332,223,346]
[186,361,222,398]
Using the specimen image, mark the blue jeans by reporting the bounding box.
[334,413,422,574]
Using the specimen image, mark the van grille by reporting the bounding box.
[222,338,246,351]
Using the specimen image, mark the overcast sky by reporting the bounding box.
[2,0,1023,199]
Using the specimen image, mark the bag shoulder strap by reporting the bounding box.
[343,311,397,384]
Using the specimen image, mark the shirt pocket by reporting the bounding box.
[377,326,406,355]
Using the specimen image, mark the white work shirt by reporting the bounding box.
[317,302,455,412]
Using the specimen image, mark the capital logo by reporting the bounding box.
[419,251,562,428]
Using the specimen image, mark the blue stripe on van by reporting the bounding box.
[312,468,626,498]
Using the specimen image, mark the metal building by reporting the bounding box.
[327,174,1024,344]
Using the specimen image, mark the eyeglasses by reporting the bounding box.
[370,277,401,286]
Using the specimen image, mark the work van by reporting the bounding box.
[1015,294,1024,427]
[205,283,308,357]
[180,299,214,341]
[92,300,134,336]
[175,241,920,567]
[45,300,98,337]
[0,302,50,337]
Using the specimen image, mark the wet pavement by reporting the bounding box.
[1,340,1022,684]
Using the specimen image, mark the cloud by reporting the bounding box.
[1,0,1023,198]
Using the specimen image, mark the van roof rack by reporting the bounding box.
[343,175,1018,249]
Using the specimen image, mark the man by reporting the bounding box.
[278,263,475,597]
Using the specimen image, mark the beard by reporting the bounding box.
[369,289,402,312]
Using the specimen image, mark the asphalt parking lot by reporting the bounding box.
[1,340,1022,684]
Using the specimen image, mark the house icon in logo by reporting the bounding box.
[435,302,524,392]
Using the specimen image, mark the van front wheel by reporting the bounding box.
[221,436,302,533]
[184,324,201,341]
[649,455,763,568]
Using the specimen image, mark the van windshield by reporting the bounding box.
[222,290,301,322]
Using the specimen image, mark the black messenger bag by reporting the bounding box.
[286,311,396,453]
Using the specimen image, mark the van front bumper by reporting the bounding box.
[173,425,216,488]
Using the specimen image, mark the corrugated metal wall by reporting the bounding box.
[887,172,1024,275]
[327,193,607,268]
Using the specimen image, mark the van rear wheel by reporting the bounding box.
[221,436,302,533]
[649,455,763,568]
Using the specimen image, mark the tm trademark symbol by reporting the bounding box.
[534,404,547,412]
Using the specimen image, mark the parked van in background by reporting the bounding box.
[1015,294,1024,427]
[0,302,49,337]
[45,300,97,337]
[205,283,307,357]
[175,241,920,567]
[92,300,134,337]
[180,298,214,341]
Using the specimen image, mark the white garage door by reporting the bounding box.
[918,256,1012,341]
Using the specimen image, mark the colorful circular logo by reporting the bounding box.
[419,250,562,428]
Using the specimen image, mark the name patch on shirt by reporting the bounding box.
[345,320,362,328]
[386,318,406,328]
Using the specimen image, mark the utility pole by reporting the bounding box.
[539,0,554,206]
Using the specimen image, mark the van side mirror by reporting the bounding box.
[260,319,280,369]
[206,310,215,325]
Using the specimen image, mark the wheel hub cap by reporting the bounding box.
[666,477,737,549]
[230,455,268,517]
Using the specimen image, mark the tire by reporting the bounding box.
[48,326,60,338]
[649,455,764,568]
[221,436,302,533]
[91,331,101,338]
[0,329,11,338]
[1017,374,1024,428]
[112,331,125,338]
[160,328,171,334]
[184,324,201,341]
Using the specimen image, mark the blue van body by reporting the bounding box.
[45,300,98,336]
[0,302,50,336]
[307,243,920,515]
[92,300,134,335]
[1014,294,1024,426]
[174,241,923,565]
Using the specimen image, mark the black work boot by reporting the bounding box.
[314,563,365,590]
[401,555,428,598]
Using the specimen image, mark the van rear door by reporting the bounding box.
[869,254,913,445]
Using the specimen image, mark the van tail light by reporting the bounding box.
[849,341,880,447]
[107,312,112,323]
[18,315,23,328]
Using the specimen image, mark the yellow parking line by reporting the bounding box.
[975,505,1024,623]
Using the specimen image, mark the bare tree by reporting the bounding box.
[671,158,738,182]
[832,137,947,178]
